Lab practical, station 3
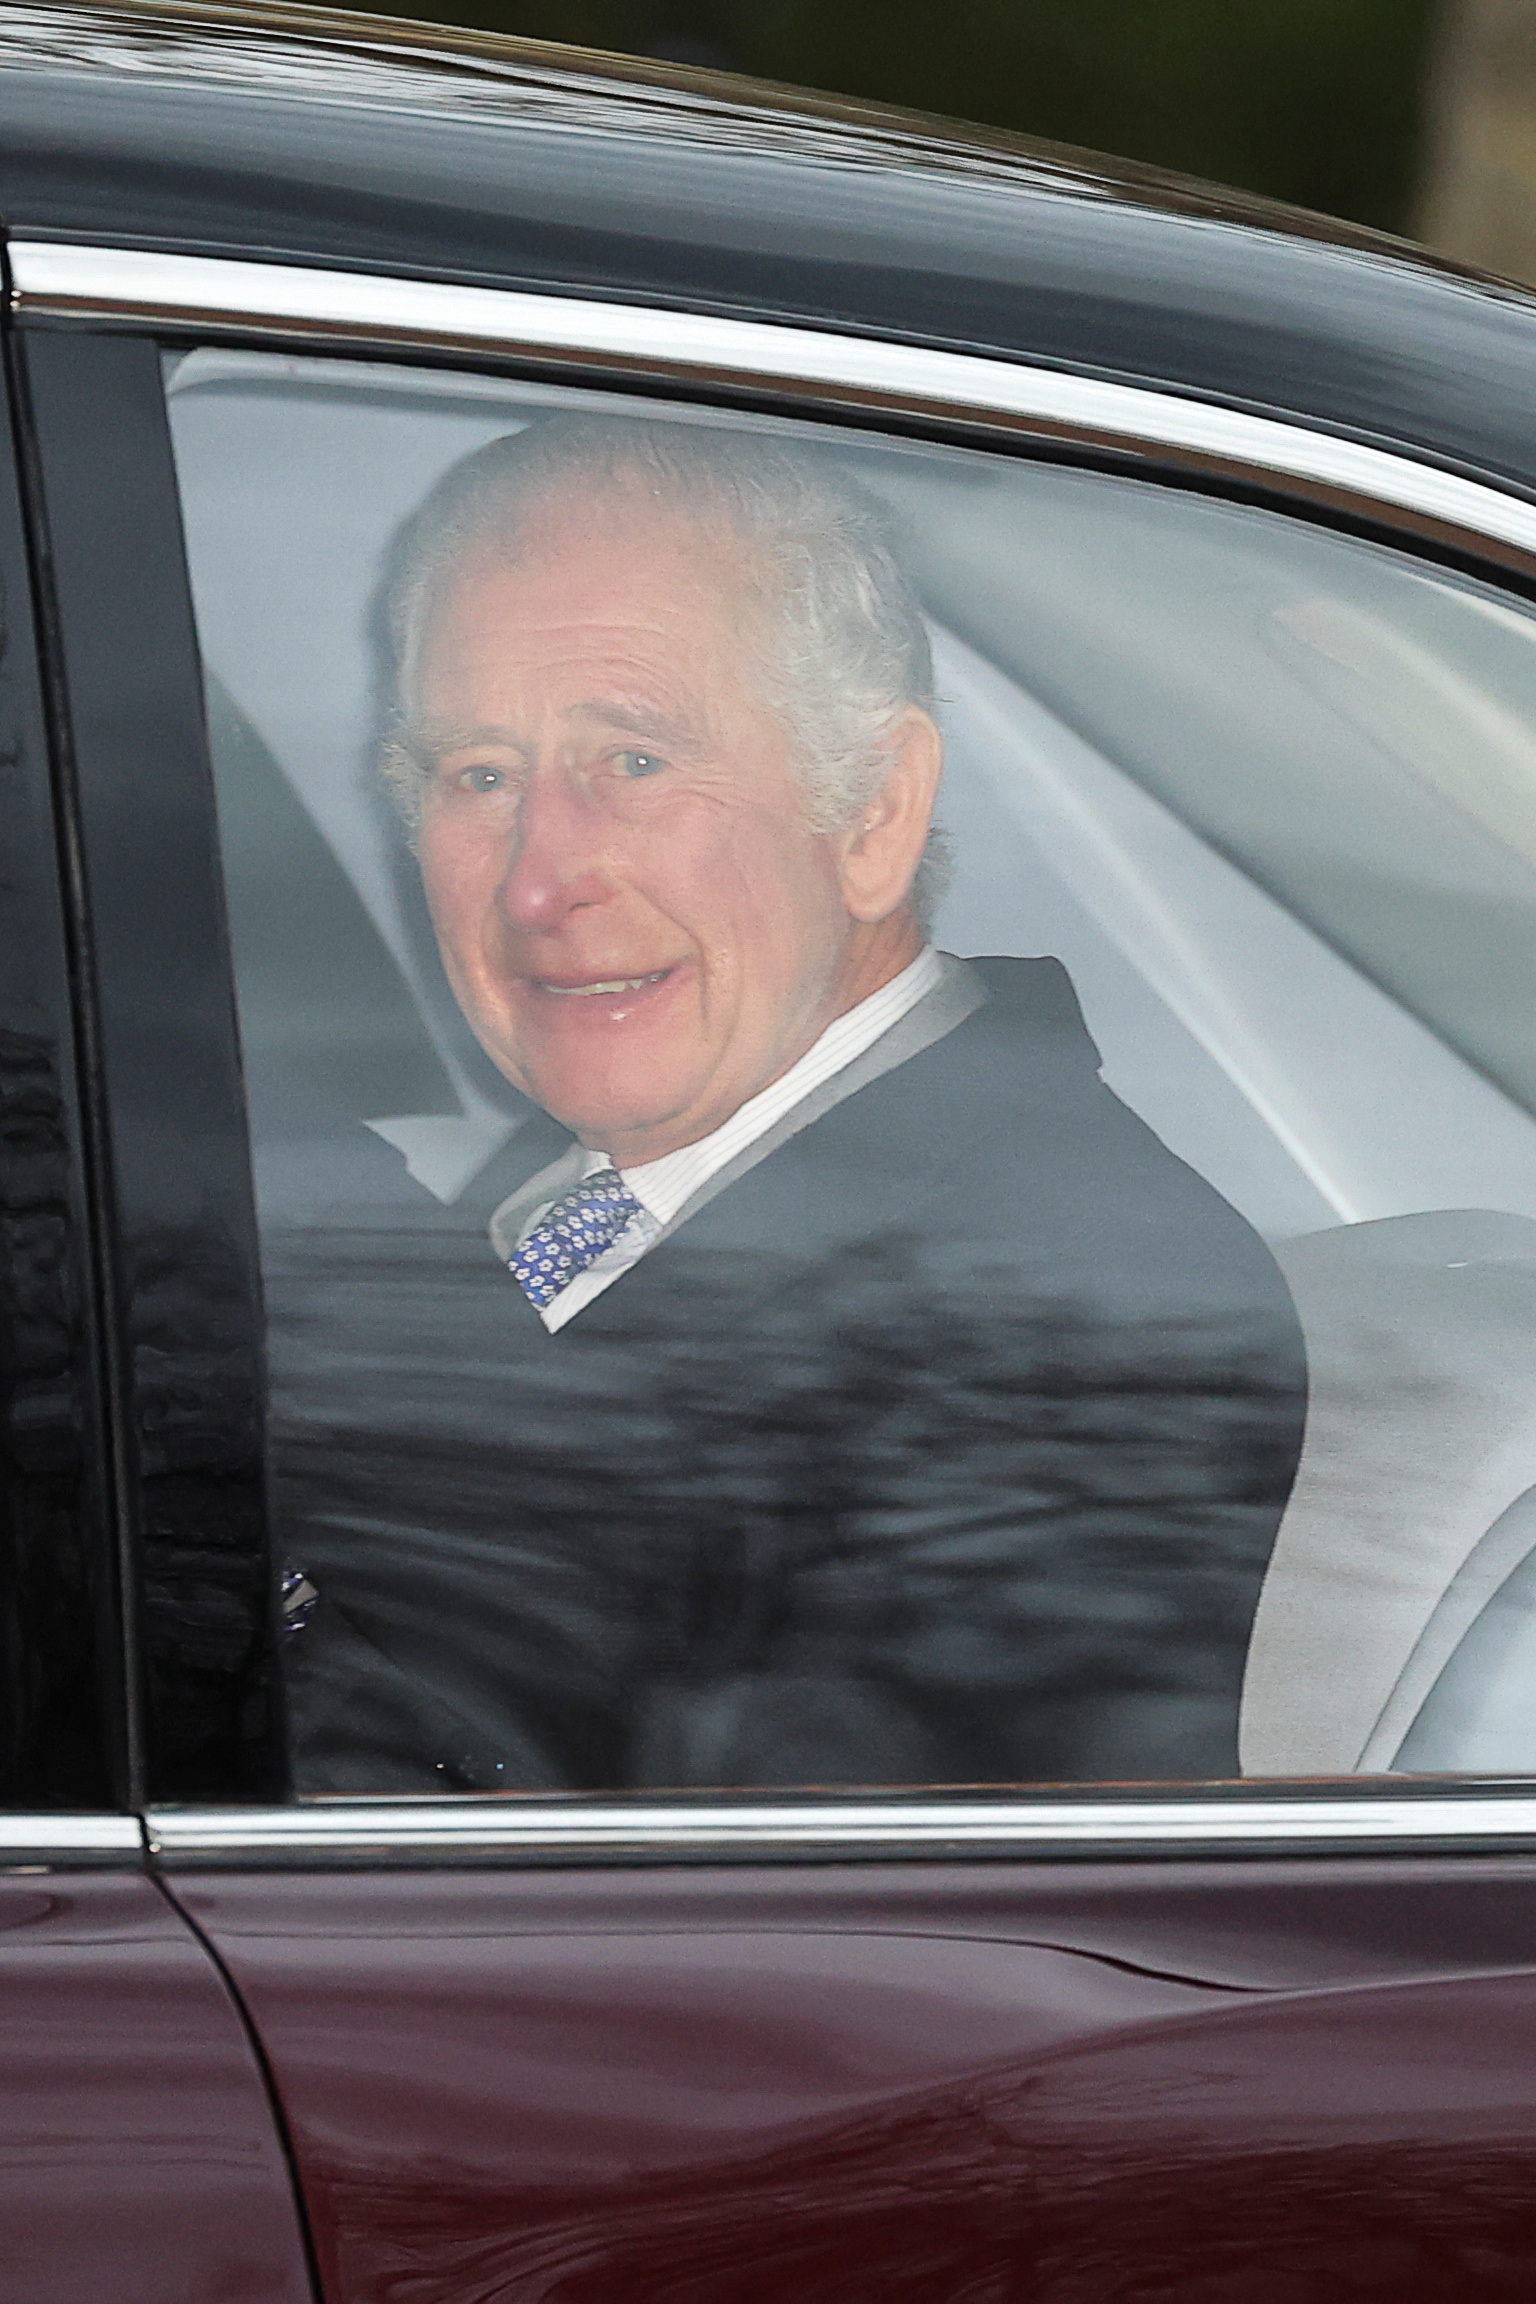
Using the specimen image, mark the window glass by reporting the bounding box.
[166,349,1536,1792]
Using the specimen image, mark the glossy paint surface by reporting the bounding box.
[3,4,1536,499]
[0,1867,312,2302]
[178,1857,1536,2301]
[0,311,116,1805]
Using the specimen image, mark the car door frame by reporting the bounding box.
[17,236,1536,1868]
[0,259,318,2304]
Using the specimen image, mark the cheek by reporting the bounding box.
[418,819,496,966]
[677,786,825,909]
[711,806,844,969]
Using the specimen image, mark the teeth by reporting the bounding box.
[545,971,667,996]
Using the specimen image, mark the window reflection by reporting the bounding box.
[167,352,1536,1788]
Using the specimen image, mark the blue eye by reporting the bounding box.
[459,765,505,792]
[617,750,664,779]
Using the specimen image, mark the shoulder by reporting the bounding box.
[742,951,1109,1208]
[960,954,1104,1073]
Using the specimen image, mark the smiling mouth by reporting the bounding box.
[538,968,673,997]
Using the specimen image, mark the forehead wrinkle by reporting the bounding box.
[471,490,773,648]
[411,505,781,753]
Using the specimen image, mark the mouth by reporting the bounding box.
[538,968,674,997]
[523,964,686,1028]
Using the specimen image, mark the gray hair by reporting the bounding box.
[380,416,947,920]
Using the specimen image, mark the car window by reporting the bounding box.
[165,348,1536,1794]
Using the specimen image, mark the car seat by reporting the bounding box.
[1241,1208,1536,1774]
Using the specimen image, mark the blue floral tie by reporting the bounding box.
[509,1167,645,1310]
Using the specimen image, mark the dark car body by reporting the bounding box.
[10,7,1536,2300]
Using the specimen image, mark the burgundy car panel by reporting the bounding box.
[174,1859,1536,2301]
[0,1866,313,2303]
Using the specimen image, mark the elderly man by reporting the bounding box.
[278,417,1306,1793]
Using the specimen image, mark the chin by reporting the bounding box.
[511,1018,713,1152]
[536,1076,694,1153]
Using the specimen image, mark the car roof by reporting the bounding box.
[6,0,1536,496]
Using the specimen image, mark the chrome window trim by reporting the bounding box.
[13,241,1536,574]
[0,1813,144,1867]
[147,1795,1536,1867]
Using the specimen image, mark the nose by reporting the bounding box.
[497,768,611,934]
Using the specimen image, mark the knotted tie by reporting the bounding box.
[509,1167,645,1310]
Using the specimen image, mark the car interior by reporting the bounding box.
[165,346,1536,1784]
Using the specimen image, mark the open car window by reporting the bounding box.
[166,347,1536,1793]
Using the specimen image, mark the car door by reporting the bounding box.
[22,247,1536,2304]
[0,315,314,2302]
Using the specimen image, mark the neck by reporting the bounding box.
[827,911,926,1021]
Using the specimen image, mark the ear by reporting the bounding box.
[834,707,944,923]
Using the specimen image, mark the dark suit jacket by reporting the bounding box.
[275,956,1307,1791]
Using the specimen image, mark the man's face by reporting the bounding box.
[412,489,907,1164]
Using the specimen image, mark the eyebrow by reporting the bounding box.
[408,699,703,762]
[408,721,529,764]
[569,697,704,751]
